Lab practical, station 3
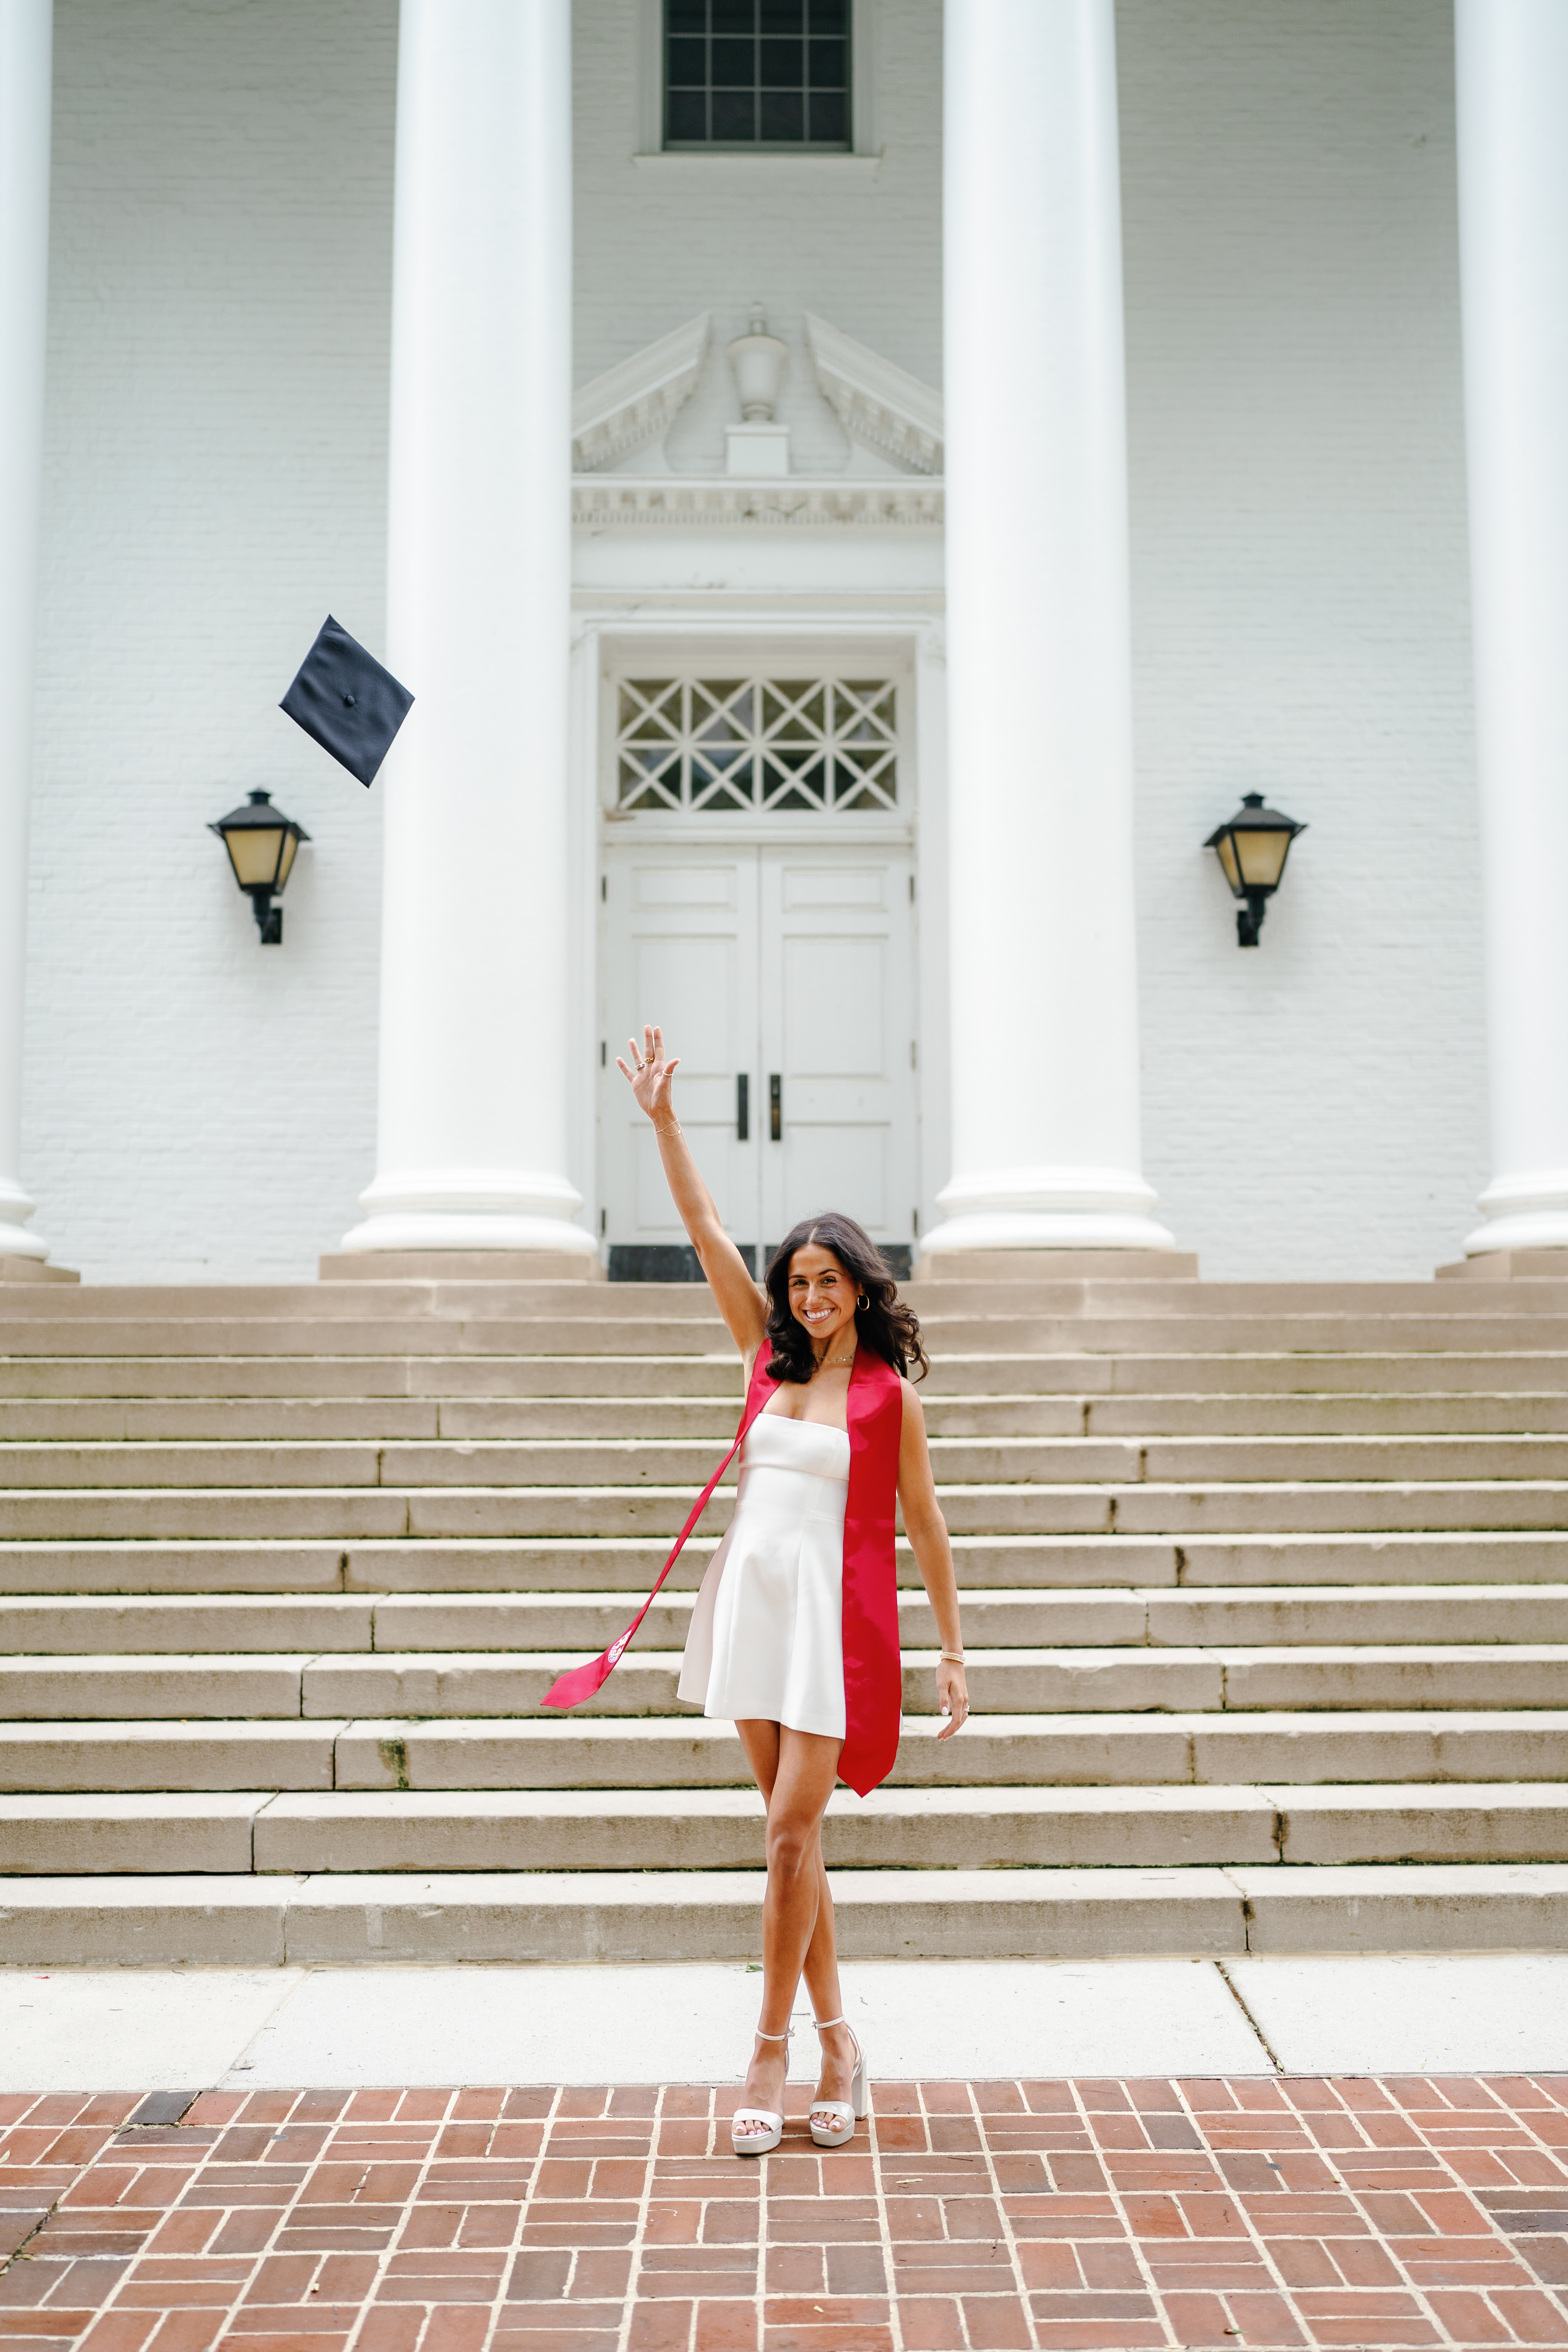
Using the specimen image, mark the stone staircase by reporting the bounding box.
[4,1252,1568,1965]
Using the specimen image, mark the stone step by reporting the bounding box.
[8,1709,1568,1793]
[940,1354,1568,1398]
[301,1644,1568,1717]
[330,1710,1568,1792]
[15,1861,1568,1961]
[8,1781,1568,1876]
[0,1356,747,1402]
[0,1317,735,1358]
[0,1720,345,1790]
[1077,1393,1568,1437]
[7,1583,1566,1656]
[7,1388,1568,1443]
[8,1275,1568,1320]
[12,1642,1558,1719]
[6,1312,1568,1360]
[7,1860,1568,1964]
[6,1529,1568,1597]
[8,1350,1568,1403]
[6,1478,1568,1542]
[0,1282,712,1323]
[6,1430,1568,1488]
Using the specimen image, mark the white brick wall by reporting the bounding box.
[1121,0,1485,1277]
[20,0,1486,1281]
[24,0,396,1281]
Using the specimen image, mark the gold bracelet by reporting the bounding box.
[940,1650,964,1665]
[653,1122,683,1138]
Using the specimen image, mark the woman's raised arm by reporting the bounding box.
[616,1023,768,1362]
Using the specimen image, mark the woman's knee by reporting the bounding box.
[765,1813,820,1878]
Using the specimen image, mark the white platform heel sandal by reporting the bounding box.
[809,2015,869,2149]
[730,2024,791,2156]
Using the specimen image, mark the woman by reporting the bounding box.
[606,1024,967,2154]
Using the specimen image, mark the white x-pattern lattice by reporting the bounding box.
[615,677,898,813]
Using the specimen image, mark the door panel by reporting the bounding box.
[759,849,915,1251]
[600,842,916,1266]
[600,851,760,1253]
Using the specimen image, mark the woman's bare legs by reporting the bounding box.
[734,1720,858,2139]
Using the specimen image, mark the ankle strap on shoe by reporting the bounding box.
[754,2024,792,2042]
[813,2014,846,2030]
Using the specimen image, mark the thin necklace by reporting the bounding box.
[815,1349,856,1373]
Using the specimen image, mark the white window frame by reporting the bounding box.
[634,0,879,161]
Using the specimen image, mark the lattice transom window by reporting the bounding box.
[615,677,898,813]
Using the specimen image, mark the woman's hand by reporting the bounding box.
[616,1023,681,1125]
[936,1656,969,1740]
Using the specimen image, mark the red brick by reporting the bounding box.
[1422,2289,1515,2343]
[76,2315,161,2352]
[893,2298,964,2352]
[1492,2288,1568,2344]
[345,2311,422,2352]
[956,2293,1031,2349]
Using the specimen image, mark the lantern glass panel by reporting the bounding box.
[1232,826,1293,888]
[275,830,301,889]
[225,825,287,888]
[1215,834,1242,892]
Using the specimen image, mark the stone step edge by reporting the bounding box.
[5,1863,1568,1965]
[12,1641,1568,1672]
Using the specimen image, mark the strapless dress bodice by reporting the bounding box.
[742,1411,850,1481]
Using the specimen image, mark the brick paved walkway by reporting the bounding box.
[5,2075,1568,2351]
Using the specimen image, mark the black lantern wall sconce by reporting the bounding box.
[1204,793,1307,947]
[209,791,310,944]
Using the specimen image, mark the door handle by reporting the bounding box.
[769,1074,782,1142]
[737,1073,749,1142]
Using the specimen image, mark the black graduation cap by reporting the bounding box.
[279,615,414,788]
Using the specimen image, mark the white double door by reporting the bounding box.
[599,841,917,1265]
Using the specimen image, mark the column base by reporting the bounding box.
[0,1178,55,1268]
[1437,1249,1568,1281]
[918,1166,1176,1258]
[338,1169,599,1259]
[1461,1169,1568,1257]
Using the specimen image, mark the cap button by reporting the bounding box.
[343,693,357,707]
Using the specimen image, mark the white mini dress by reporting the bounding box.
[677,1409,851,1739]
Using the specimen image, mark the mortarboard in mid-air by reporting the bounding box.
[279,615,414,788]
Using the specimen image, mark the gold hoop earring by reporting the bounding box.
[856,1295,867,1310]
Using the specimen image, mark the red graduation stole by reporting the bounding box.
[540,1343,905,1798]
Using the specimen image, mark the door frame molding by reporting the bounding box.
[569,608,949,1266]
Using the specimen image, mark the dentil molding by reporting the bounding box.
[573,475,942,527]
[572,314,711,473]
[803,312,943,475]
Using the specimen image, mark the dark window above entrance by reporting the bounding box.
[664,0,850,150]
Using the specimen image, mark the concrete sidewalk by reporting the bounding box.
[9,1954,1568,2092]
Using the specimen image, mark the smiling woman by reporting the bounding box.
[551,1023,967,2160]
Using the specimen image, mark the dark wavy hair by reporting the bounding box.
[762,1212,928,1385]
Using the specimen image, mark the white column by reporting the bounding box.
[0,1,53,1267]
[341,0,594,1257]
[1456,0,1568,1257]
[921,0,1171,1257]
